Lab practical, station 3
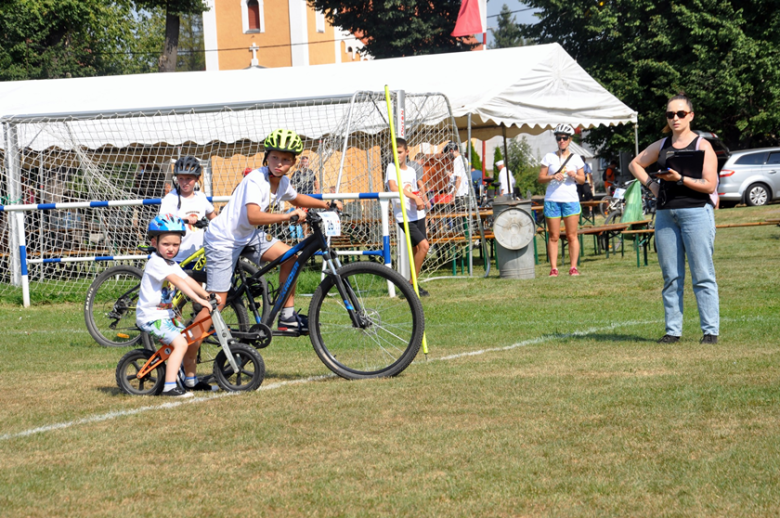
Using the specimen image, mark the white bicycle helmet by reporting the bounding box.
[554,123,575,136]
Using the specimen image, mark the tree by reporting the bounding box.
[0,0,148,80]
[470,145,483,172]
[520,0,780,154]
[308,0,480,59]
[488,4,527,49]
[133,0,208,72]
[492,146,503,177]
[506,137,543,197]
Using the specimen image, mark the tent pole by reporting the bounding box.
[502,124,512,197]
[634,121,639,156]
[467,114,473,275]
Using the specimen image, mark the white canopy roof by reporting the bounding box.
[0,43,636,150]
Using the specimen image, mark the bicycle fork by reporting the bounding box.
[323,251,366,330]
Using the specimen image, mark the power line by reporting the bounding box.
[98,37,361,56]
[487,7,535,19]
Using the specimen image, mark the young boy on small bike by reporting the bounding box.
[197,128,341,332]
[137,214,217,397]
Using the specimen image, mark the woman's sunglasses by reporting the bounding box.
[555,135,570,142]
[666,110,691,119]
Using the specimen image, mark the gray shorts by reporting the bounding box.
[205,231,278,292]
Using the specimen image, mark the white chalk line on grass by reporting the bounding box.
[0,375,333,442]
[3,315,768,442]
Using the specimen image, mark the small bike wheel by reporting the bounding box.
[309,262,424,380]
[116,348,165,396]
[85,265,143,347]
[599,196,613,217]
[213,343,265,391]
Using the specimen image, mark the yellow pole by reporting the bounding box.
[384,85,429,356]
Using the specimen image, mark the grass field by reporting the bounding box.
[1,205,779,517]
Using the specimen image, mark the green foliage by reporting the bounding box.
[493,145,503,172]
[308,0,480,59]
[507,137,544,197]
[132,0,208,16]
[0,0,149,79]
[520,0,780,153]
[488,4,527,49]
[470,145,483,172]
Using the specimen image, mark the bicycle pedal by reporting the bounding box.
[273,329,307,338]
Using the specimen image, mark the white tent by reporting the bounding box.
[0,43,636,150]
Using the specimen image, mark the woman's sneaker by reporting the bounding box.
[278,311,309,333]
[161,386,194,398]
[569,267,581,276]
[549,268,559,277]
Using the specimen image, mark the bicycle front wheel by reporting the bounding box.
[309,262,424,380]
[84,265,143,347]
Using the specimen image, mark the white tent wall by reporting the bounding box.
[0,43,636,147]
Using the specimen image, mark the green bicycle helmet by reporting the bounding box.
[263,129,304,157]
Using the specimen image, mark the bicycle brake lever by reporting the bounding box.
[193,218,209,229]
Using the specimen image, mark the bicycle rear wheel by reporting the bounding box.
[84,265,143,347]
[309,262,424,380]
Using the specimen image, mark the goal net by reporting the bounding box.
[0,91,479,302]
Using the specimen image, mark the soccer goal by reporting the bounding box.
[1,90,480,304]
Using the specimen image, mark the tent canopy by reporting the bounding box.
[0,43,636,149]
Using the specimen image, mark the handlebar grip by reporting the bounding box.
[289,215,300,223]
[193,218,209,229]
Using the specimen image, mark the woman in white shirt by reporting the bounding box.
[538,124,586,277]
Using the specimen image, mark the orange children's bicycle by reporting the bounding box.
[115,296,265,395]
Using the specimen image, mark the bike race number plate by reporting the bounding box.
[319,211,341,237]
[613,187,627,200]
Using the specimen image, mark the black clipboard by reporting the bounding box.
[666,150,704,179]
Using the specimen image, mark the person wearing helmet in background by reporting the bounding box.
[195,129,342,334]
[159,156,217,262]
[137,214,217,397]
[538,123,586,277]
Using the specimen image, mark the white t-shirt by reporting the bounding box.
[386,163,425,223]
[541,152,585,202]
[498,167,516,195]
[205,167,297,249]
[452,156,469,198]
[159,190,215,262]
[136,254,189,324]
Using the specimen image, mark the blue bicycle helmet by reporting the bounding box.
[148,214,186,239]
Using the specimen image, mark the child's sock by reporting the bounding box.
[281,307,295,319]
[163,382,176,393]
[184,376,197,388]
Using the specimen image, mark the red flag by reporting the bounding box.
[451,0,487,37]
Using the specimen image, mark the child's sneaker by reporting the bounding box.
[278,311,309,333]
[549,268,559,277]
[186,380,215,392]
[569,267,581,276]
[161,386,194,398]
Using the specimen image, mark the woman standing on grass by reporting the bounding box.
[628,92,719,344]
[538,123,586,277]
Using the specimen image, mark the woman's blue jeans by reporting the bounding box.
[655,205,719,337]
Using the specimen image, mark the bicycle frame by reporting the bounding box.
[235,212,367,333]
[137,301,240,379]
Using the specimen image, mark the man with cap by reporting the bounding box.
[495,160,516,197]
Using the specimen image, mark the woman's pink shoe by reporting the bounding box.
[549,268,559,277]
[569,267,581,276]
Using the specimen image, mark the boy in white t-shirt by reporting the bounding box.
[159,156,217,262]
[195,129,341,333]
[136,214,217,397]
[386,137,430,297]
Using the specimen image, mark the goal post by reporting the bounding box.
[0,90,479,304]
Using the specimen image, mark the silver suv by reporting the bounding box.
[718,148,780,207]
